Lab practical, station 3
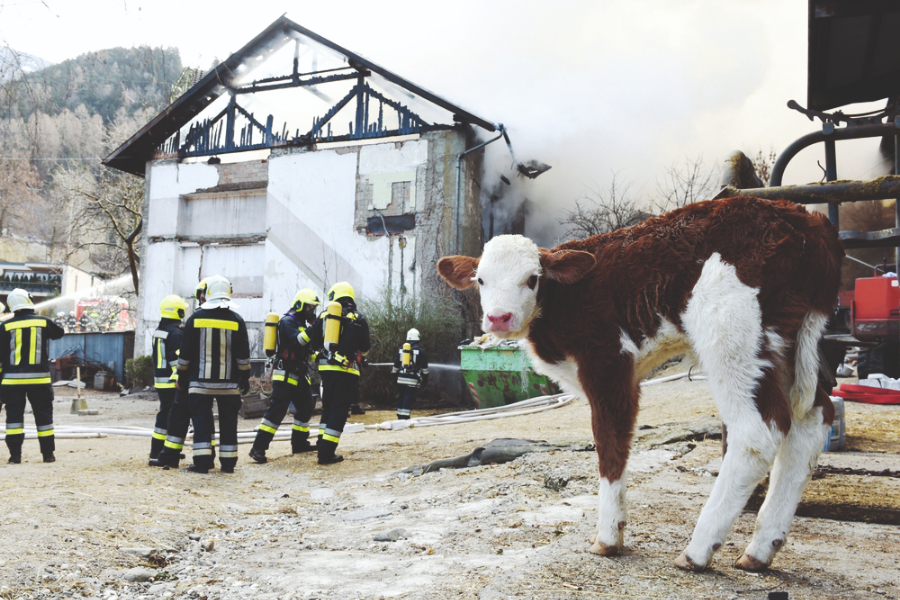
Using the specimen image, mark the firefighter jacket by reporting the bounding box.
[152,318,183,390]
[176,306,251,395]
[310,302,371,377]
[272,313,315,386]
[0,310,65,386]
[392,341,429,387]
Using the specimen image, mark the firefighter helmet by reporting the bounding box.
[291,288,320,313]
[7,288,34,312]
[205,275,233,302]
[327,281,355,302]
[160,295,188,320]
[195,277,211,301]
[407,328,420,341]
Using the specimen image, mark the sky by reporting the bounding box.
[0,0,893,245]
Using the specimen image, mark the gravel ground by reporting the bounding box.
[0,369,898,600]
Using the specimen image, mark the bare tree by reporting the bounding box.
[752,149,778,186]
[653,156,719,213]
[558,173,651,239]
[53,163,143,293]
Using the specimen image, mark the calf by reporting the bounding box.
[438,196,843,571]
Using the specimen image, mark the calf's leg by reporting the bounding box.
[736,386,832,571]
[678,254,783,570]
[582,356,638,556]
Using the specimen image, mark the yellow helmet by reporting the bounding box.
[195,277,211,301]
[160,295,188,320]
[291,288,320,313]
[7,288,34,312]
[327,281,355,302]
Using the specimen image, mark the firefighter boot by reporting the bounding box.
[43,452,55,463]
[149,436,165,460]
[249,447,267,464]
[6,438,23,464]
[317,438,343,465]
[291,428,315,453]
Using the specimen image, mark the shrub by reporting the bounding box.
[358,289,464,406]
[125,355,154,389]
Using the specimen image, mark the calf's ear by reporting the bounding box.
[438,256,480,290]
[540,249,595,284]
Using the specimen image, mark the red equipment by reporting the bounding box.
[851,276,900,341]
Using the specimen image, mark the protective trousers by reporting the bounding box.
[317,371,358,461]
[150,388,176,459]
[397,385,417,420]
[3,384,55,458]
[156,389,215,467]
[252,378,315,453]
[189,394,241,471]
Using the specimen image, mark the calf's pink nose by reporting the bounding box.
[487,312,513,330]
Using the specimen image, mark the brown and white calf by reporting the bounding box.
[438,196,844,571]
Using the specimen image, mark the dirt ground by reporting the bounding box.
[1,368,898,600]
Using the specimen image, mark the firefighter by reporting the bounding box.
[78,311,90,332]
[248,289,320,463]
[308,281,370,465]
[0,289,65,464]
[175,275,251,474]
[66,311,77,333]
[392,328,429,420]
[149,295,188,462]
[150,278,215,469]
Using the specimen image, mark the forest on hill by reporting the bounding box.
[0,45,188,291]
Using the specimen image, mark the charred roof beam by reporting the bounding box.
[231,70,368,95]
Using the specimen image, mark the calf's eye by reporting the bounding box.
[527,275,538,290]
[477,278,484,286]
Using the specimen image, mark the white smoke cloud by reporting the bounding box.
[3,0,891,246]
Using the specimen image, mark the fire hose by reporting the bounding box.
[24,371,703,440]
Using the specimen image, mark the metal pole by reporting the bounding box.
[770,122,900,186]
[824,137,839,228]
[895,131,900,271]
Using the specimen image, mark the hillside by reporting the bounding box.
[0,46,51,83]
[4,45,181,124]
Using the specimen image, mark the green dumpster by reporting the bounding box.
[460,343,560,408]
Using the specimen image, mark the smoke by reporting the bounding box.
[5,1,892,248]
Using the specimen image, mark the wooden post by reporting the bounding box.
[70,366,88,413]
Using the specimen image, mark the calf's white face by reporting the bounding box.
[437,234,596,339]
[474,236,544,338]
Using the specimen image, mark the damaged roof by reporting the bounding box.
[103,15,497,177]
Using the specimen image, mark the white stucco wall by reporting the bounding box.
[139,138,441,358]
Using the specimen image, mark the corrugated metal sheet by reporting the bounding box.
[49,331,135,383]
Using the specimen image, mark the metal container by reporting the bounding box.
[823,396,846,452]
[459,343,559,408]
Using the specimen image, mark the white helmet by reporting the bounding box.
[200,275,238,309]
[0,301,5,313]
[7,288,34,312]
[407,328,420,341]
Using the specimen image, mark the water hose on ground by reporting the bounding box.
[32,371,703,439]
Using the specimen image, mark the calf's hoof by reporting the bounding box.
[674,553,707,572]
[588,541,620,556]
[734,553,769,572]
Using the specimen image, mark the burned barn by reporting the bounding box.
[104,16,503,355]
